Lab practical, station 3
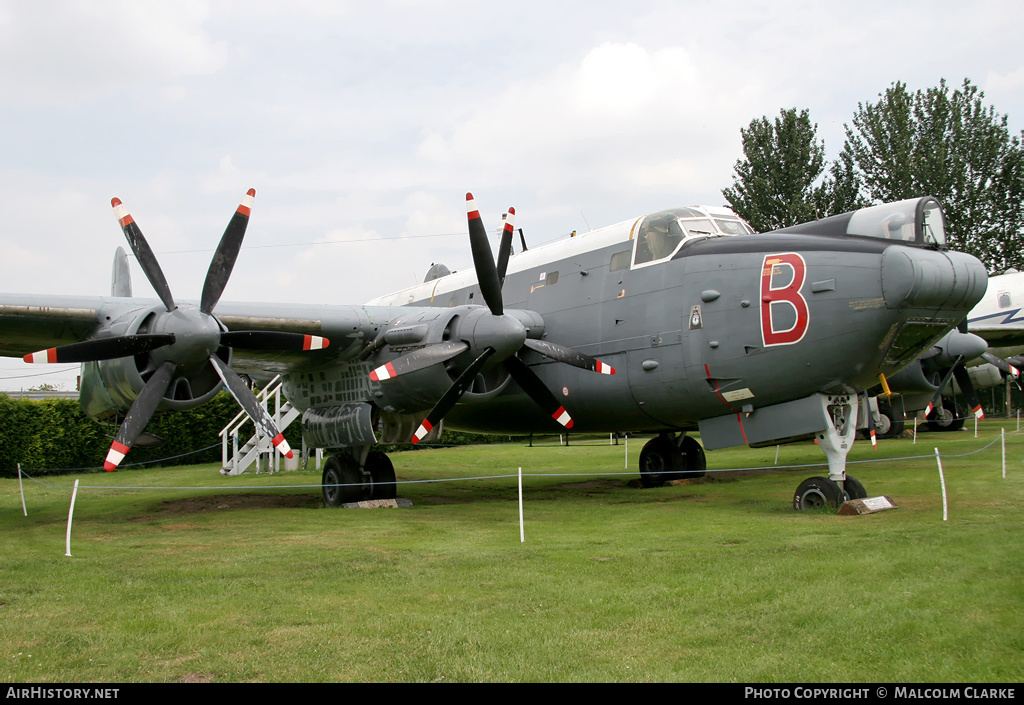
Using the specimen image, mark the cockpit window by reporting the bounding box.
[634,212,685,264]
[632,207,749,267]
[714,218,753,235]
[920,200,946,245]
[681,218,715,236]
[845,197,947,246]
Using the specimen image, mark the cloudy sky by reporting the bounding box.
[1,0,1021,389]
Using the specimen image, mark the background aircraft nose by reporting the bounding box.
[881,246,987,312]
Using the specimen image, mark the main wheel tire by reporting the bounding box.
[366,450,397,500]
[638,436,680,488]
[322,453,362,507]
[927,399,965,432]
[843,475,867,501]
[877,401,905,438]
[679,436,707,479]
[793,476,843,510]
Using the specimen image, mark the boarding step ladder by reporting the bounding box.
[220,375,301,476]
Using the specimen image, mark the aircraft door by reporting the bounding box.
[626,325,689,427]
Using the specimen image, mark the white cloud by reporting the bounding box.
[0,0,227,108]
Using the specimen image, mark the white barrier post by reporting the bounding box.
[775,445,780,465]
[518,467,525,543]
[975,416,978,438]
[18,463,27,517]
[1002,427,1006,479]
[934,448,948,522]
[624,437,628,469]
[913,417,918,444]
[65,479,80,557]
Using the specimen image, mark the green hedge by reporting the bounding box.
[0,393,513,478]
[0,393,246,477]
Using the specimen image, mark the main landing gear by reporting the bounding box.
[792,394,869,510]
[321,447,397,507]
[638,432,706,487]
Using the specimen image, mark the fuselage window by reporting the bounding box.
[610,250,631,271]
[998,292,1012,308]
[546,271,559,285]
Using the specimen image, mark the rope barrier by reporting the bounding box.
[15,423,1020,494]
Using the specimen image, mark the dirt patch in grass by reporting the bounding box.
[131,493,318,520]
[556,479,622,490]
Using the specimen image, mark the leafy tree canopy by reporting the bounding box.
[723,78,1024,273]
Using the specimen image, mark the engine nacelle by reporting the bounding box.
[371,305,544,415]
[77,306,228,421]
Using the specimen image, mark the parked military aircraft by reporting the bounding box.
[874,270,1024,433]
[0,191,987,510]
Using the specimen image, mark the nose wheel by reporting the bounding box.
[793,394,869,510]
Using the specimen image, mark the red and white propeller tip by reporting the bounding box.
[237,188,256,217]
[104,441,130,472]
[272,433,293,458]
[369,362,397,382]
[411,419,433,444]
[302,335,329,350]
[111,197,134,228]
[23,349,58,364]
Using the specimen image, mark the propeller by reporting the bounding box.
[920,324,1023,424]
[924,356,963,420]
[981,352,1022,384]
[367,193,616,443]
[26,189,330,471]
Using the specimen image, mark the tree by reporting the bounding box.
[722,108,865,232]
[842,78,1024,271]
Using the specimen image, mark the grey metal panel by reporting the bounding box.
[698,395,830,450]
[302,403,377,448]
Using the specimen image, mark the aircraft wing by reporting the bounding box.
[0,292,406,377]
[965,311,1024,349]
[965,271,1024,350]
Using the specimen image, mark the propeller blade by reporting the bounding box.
[201,189,255,314]
[496,207,516,287]
[981,352,1021,378]
[111,197,176,312]
[23,334,176,364]
[220,330,329,352]
[369,341,469,381]
[209,354,293,458]
[466,193,503,316]
[953,364,985,420]
[925,357,962,418]
[411,347,494,443]
[503,355,574,430]
[104,360,177,471]
[522,339,616,375]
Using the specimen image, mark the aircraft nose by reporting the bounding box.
[881,246,987,311]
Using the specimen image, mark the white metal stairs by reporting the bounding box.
[220,375,301,475]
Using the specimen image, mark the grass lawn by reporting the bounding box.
[2,421,1022,682]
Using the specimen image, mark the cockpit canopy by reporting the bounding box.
[633,206,754,266]
[777,197,947,247]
